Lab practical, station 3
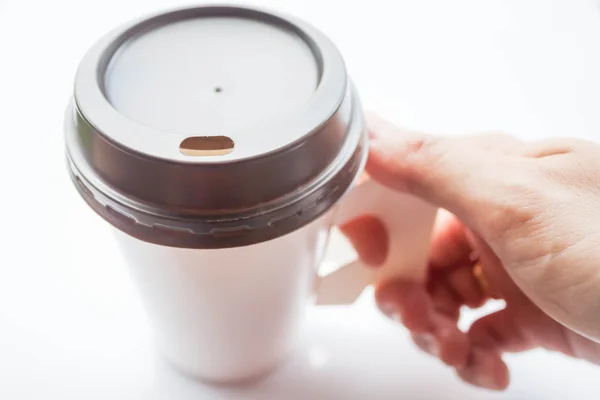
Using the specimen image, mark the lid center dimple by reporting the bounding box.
[104,17,319,140]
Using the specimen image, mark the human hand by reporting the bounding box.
[342,115,600,390]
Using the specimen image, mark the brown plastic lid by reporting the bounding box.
[65,5,367,248]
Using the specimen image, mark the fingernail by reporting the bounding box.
[414,334,439,357]
[459,368,505,391]
[378,302,396,319]
[421,334,440,357]
[473,374,504,391]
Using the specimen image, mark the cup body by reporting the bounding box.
[113,212,334,382]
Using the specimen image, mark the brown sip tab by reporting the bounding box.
[180,136,235,156]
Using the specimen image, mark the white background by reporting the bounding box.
[1,0,600,398]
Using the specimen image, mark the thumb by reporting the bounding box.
[366,115,527,228]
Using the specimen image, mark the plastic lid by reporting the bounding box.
[65,5,367,248]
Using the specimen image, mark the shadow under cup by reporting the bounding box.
[65,5,369,382]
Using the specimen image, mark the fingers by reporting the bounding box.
[377,277,511,390]
[468,308,531,353]
[469,302,576,357]
[376,281,432,333]
[428,214,485,308]
[444,267,484,309]
[429,280,460,320]
[379,269,569,391]
[365,115,535,232]
[429,211,473,270]
[375,218,510,390]
[432,313,470,367]
[376,280,470,367]
[457,307,557,391]
[366,115,511,216]
[412,314,471,368]
[457,348,510,391]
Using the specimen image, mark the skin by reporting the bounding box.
[341,115,600,390]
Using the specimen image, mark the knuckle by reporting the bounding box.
[483,202,535,240]
[405,135,444,163]
[402,135,448,191]
[528,138,589,158]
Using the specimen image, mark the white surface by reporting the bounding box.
[1,0,600,399]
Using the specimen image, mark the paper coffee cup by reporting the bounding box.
[65,5,368,382]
